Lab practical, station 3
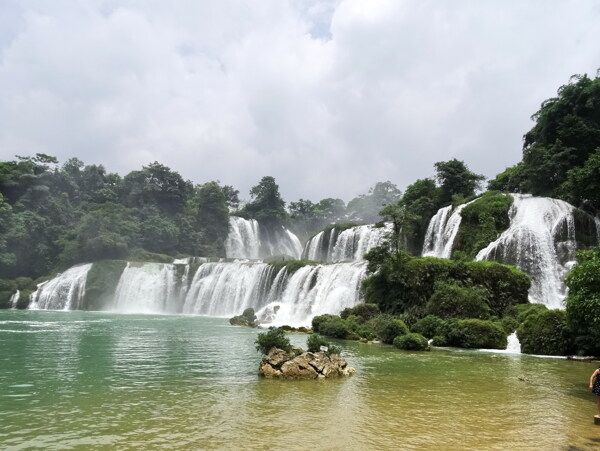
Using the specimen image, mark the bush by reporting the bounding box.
[16,290,33,309]
[318,316,350,339]
[413,315,446,338]
[255,327,292,354]
[393,333,430,351]
[517,309,571,355]
[371,314,409,344]
[312,314,337,332]
[444,319,507,349]
[426,281,490,319]
[340,303,380,322]
[306,334,342,355]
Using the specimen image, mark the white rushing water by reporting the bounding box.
[9,290,19,309]
[302,223,392,262]
[422,204,469,258]
[505,332,522,354]
[475,194,577,309]
[113,262,183,314]
[29,264,93,310]
[225,216,302,259]
[255,261,368,327]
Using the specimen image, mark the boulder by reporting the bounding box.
[258,347,355,379]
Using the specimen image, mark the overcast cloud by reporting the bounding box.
[1,0,599,203]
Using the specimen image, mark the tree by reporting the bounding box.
[434,159,485,204]
[347,181,402,223]
[195,181,230,256]
[244,176,287,228]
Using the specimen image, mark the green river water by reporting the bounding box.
[1,310,599,450]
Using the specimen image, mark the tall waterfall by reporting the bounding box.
[29,264,93,310]
[225,216,302,259]
[302,224,392,262]
[422,204,469,258]
[475,194,578,309]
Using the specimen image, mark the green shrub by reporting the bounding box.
[340,303,380,322]
[499,316,519,334]
[370,314,409,344]
[393,333,430,351]
[0,279,17,292]
[312,314,337,332]
[426,281,490,319]
[16,290,33,309]
[255,327,292,354]
[444,319,507,349]
[306,334,342,355]
[15,277,34,290]
[318,316,350,339]
[517,309,571,355]
[413,315,446,338]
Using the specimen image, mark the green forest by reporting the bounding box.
[1,72,600,355]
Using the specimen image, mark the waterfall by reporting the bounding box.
[475,194,577,309]
[255,261,368,327]
[29,264,93,310]
[225,216,302,259]
[505,332,521,354]
[596,216,600,243]
[182,261,277,316]
[225,217,262,259]
[9,290,19,309]
[302,224,392,262]
[113,262,183,314]
[422,204,469,258]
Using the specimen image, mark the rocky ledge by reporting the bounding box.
[259,347,356,379]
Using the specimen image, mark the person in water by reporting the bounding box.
[591,367,600,416]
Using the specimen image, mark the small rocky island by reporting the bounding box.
[255,327,355,379]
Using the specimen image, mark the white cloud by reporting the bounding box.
[0,0,599,203]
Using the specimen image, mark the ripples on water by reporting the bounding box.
[1,310,599,450]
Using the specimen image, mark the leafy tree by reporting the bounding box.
[244,176,287,228]
[434,159,485,204]
[195,181,230,256]
[347,181,402,223]
[255,327,292,354]
[221,185,240,210]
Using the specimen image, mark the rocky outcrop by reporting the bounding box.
[258,347,356,379]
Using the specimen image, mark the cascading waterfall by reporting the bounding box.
[302,224,392,262]
[182,261,276,316]
[9,290,19,309]
[29,264,93,310]
[475,194,578,309]
[225,216,302,259]
[255,261,368,326]
[113,262,184,314]
[422,204,469,258]
[596,216,600,242]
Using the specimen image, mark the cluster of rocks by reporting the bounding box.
[259,347,356,379]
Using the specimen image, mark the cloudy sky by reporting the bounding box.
[1,0,599,203]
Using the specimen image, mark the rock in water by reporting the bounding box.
[258,347,356,379]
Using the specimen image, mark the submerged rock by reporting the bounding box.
[259,347,356,379]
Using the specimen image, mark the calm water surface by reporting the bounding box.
[1,310,599,450]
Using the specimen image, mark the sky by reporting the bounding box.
[1,0,599,203]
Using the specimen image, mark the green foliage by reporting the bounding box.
[442,319,507,349]
[229,308,258,328]
[306,334,342,355]
[127,249,174,264]
[452,192,513,260]
[347,181,402,223]
[426,281,491,319]
[317,316,350,339]
[412,315,446,338]
[340,303,380,322]
[393,333,430,351]
[82,260,128,311]
[434,159,485,204]
[565,246,600,354]
[243,176,287,228]
[517,309,571,355]
[361,248,530,318]
[195,181,230,257]
[255,327,292,354]
[370,314,409,344]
